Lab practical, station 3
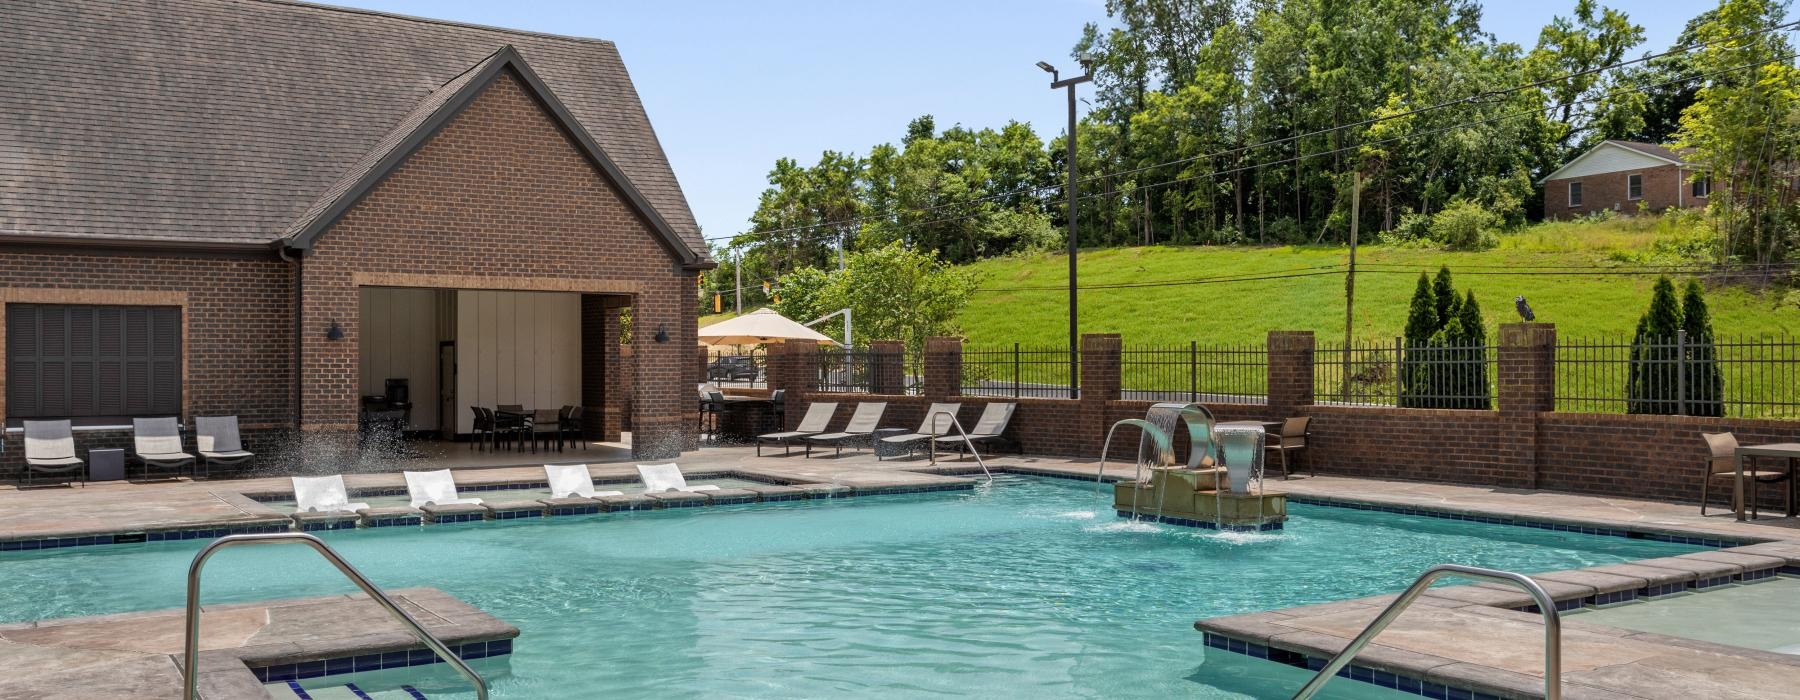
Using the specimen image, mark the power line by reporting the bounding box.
[707,20,1800,247]
[976,266,1344,292]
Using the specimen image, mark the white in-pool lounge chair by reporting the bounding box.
[636,463,719,493]
[23,419,85,487]
[132,416,195,480]
[934,402,1019,456]
[543,464,624,499]
[876,403,962,460]
[291,475,369,513]
[403,469,484,508]
[194,416,256,478]
[756,401,838,456]
[804,401,887,457]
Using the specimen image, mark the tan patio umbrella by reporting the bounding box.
[697,307,836,346]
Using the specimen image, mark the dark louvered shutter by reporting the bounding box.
[7,304,180,419]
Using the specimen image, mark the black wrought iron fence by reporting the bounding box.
[814,347,916,395]
[704,347,765,388]
[1314,338,1496,409]
[1556,333,1799,418]
[960,344,1077,398]
[1120,342,1267,404]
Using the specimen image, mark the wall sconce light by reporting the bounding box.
[654,324,670,343]
[326,319,345,341]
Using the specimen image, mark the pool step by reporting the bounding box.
[265,680,428,699]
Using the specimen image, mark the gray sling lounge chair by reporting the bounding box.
[804,402,887,457]
[757,401,837,456]
[934,402,1018,457]
[877,403,962,460]
[195,416,255,478]
[132,417,195,480]
[23,419,84,487]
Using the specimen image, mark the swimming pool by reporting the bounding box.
[260,476,775,512]
[0,476,1701,698]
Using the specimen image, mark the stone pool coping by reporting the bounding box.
[0,587,516,699]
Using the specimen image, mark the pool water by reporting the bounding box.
[265,477,774,512]
[0,476,1700,698]
[1569,576,1800,654]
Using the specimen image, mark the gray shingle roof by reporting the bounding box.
[1610,140,1694,164]
[0,0,710,262]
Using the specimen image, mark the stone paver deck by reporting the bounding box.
[0,587,515,700]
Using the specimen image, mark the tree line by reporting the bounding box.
[708,0,1800,312]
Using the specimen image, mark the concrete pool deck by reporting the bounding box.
[10,446,1800,698]
[0,587,516,700]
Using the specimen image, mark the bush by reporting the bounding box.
[1262,216,1304,245]
[1378,211,1433,246]
[1428,200,1499,251]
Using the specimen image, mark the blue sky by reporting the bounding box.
[330,0,1692,244]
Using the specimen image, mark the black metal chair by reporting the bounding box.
[698,391,727,441]
[470,406,496,451]
[495,405,529,451]
[558,405,586,451]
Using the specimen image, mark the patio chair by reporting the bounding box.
[934,402,1019,457]
[1700,432,1792,517]
[699,391,727,440]
[131,417,195,480]
[876,403,962,460]
[22,419,84,487]
[543,464,623,499]
[495,405,528,450]
[804,402,888,457]
[636,463,719,493]
[1264,416,1312,480]
[756,401,838,456]
[470,406,496,451]
[403,468,484,508]
[291,475,369,513]
[194,416,255,478]
[557,405,586,451]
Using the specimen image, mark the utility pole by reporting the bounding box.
[733,245,742,314]
[1040,59,1092,399]
[1342,172,1360,401]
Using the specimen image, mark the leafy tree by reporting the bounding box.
[777,244,980,354]
[1527,0,1647,157]
[770,266,833,333]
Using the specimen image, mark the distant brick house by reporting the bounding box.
[1540,140,1712,220]
[0,0,715,473]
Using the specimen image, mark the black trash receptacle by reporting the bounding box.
[89,448,125,481]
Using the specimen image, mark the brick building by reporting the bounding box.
[0,0,714,473]
[1540,140,1710,220]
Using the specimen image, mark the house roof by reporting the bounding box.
[0,0,712,265]
[1538,140,1695,184]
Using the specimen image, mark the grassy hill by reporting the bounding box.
[956,216,1800,348]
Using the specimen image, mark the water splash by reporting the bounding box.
[1051,510,1098,520]
[1086,520,1163,534]
[1194,530,1289,546]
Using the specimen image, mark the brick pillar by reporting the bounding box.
[1077,333,1121,456]
[1499,322,1556,414]
[922,337,963,401]
[868,340,905,395]
[1267,331,1316,417]
[767,339,819,429]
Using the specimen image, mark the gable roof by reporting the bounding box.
[1539,140,1694,184]
[0,0,712,265]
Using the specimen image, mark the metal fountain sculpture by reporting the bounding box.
[1095,403,1287,531]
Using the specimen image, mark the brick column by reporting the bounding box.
[766,339,819,429]
[1499,322,1556,414]
[1267,331,1316,417]
[1077,333,1121,456]
[868,340,906,395]
[922,337,963,401]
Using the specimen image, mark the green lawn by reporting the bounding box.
[957,217,1800,348]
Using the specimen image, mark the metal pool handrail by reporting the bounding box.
[925,410,992,482]
[1291,564,1561,700]
[182,533,489,700]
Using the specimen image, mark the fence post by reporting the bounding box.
[1077,334,1122,456]
[1267,331,1315,417]
[1013,342,1022,399]
[1676,329,1688,416]
[869,340,905,395]
[923,337,963,401]
[1498,323,1556,414]
[1190,340,1199,402]
[1393,336,1404,407]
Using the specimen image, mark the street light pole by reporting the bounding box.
[1040,61,1090,399]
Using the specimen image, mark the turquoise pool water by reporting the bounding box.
[0,476,1700,698]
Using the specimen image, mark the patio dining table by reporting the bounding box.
[494,407,565,453]
[1733,442,1800,521]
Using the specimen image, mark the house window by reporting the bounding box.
[5,304,181,420]
[1627,174,1643,200]
[1693,178,1711,198]
[1567,181,1583,207]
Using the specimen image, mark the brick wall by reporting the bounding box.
[1544,165,1707,220]
[299,69,699,458]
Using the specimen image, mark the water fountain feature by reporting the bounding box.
[1095,403,1287,531]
